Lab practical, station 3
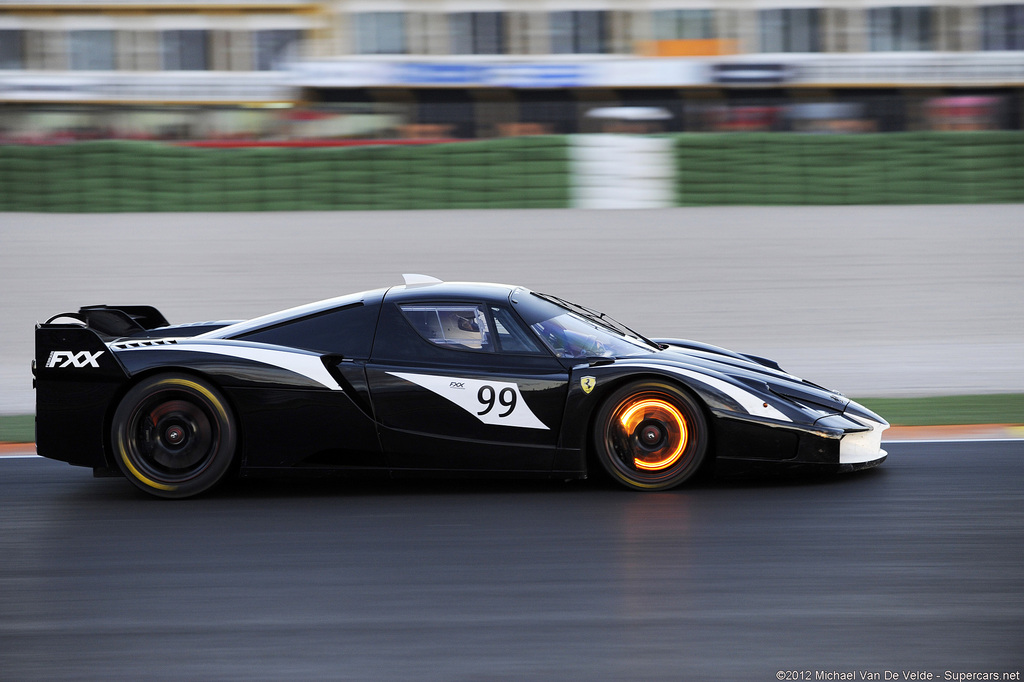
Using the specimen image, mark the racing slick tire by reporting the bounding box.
[593,380,708,491]
[111,373,237,499]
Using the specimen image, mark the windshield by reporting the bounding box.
[532,292,646,341]
[530,311,652,359]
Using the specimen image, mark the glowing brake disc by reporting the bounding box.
[617,398,688,471]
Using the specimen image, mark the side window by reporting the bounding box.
[236,303,377,358]
[490,306,545,354]
[400,304,492,351]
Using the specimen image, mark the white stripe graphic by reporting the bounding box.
[118,343,341,391]
[624,363,792,422]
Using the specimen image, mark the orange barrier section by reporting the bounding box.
[0,443,35,456]
[884,424,1024,440]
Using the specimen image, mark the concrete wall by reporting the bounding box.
[2,205,1022,413]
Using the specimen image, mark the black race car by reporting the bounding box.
[34,275,888,498]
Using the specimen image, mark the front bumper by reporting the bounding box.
[839,418,889,466]
[710,407,889,477]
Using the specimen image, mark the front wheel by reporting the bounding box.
[111,374,237,499]
[593,381,708,491]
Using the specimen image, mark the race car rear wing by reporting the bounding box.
[43,305,170,340]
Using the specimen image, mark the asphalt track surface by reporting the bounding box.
[3,205,1024,413]
[1,442,1021,681]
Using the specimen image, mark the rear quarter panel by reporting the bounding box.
[114,343,383,469]
[35,325,128,468]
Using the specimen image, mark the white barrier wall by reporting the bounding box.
[570,135,675,209]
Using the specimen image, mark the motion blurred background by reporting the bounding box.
[2,0,1024,212]
[1,0,1023,414]
[1,0,1023,141]
[1,7,1023,678]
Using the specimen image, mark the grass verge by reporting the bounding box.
[0,414,34,443]
[1,394,1022,442]
[854,394,1024,427]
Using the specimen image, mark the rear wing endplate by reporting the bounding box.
[44,305,170,339]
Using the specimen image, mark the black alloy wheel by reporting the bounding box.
[111,373,237,499]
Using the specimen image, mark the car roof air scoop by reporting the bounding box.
[402,274,444,287]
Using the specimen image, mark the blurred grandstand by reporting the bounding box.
[0,0,1022,142]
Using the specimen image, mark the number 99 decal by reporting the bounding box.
[477,385,517,417]
[388,372,549,430]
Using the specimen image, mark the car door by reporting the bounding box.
[225,295,387,469]
[366,297,569,472]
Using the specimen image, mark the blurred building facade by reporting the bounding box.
[1,0,1022,140]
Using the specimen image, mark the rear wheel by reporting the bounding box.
[593,381,708,491]
[111,374,236,499]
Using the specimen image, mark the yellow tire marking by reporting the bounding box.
[119,377,228,493]
[119,435,176,492]
[155,378,229,424]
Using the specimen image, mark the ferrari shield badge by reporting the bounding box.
[580,376,596,394]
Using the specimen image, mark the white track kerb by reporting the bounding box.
[570,135,676,209]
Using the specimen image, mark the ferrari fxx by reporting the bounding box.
[34,275,887,498]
